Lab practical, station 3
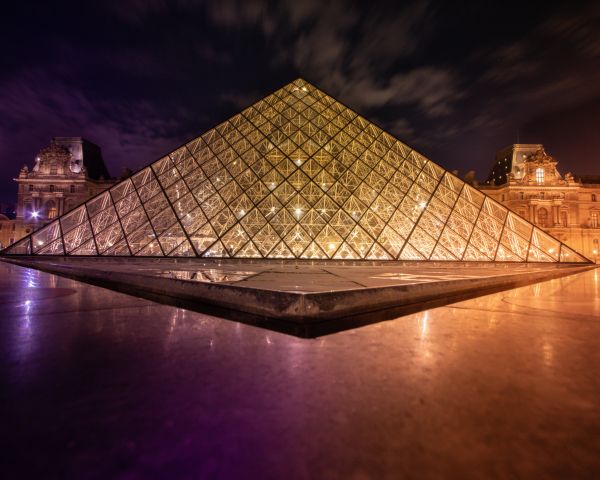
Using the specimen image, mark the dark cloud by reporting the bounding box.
[0,0,598,202]
[0,70,193,198]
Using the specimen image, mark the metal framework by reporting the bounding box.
[1,79,589,262]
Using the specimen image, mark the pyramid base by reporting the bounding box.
[1,257,594,337]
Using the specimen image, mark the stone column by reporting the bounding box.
[529,204,535,223]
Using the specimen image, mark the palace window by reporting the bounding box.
[70,185,75,193]
[28,184,33,192]
[593,194,597,202]
[560,211,568,227]
[49,185,55,193]
[538,207,548,227]
[46,200,57,219]
[535,168,544,184]
[519,192,524,200]
[540,192,545,199]
[592,213,598,228]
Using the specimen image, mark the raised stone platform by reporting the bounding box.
[2,257,594,337]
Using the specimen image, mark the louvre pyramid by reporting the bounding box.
[2,79,589,262]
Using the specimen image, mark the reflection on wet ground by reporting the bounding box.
[1,261,599,478]
[158,269,257,283]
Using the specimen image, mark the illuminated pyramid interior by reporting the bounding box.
[2,79,589,262]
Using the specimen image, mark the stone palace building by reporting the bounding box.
[479,144,600,262]
[0,138,115,248]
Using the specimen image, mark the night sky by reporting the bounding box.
[1,0,599,204]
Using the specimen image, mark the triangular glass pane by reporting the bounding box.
[71,238,97,256]
[237,241,262,258]
[560,245,589,263]
[430,243,458,261]
[270,241,295,258]
[169,239,195,257]
[366,243,393,260]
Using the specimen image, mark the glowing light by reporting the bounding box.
[31,211,39,219]
[419,202,427,209]
[328,243,336,250]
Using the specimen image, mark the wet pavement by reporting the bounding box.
[1,261,600,479]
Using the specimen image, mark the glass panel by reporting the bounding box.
[63,222,93,253]
[95,222,127,254]
[137,239,163,256]
[408,226,437,258]
[430,243,458,261]
[110,179,135,202]
[559,245,589,263]
[399,243,425,260]
[32,221,61,252]
[37,238,64,255]
[468,228,496,259]
[505,212,533,242]
[530,228,560,261]
[71,238,97,256]
[60,205,87,234]
[170,239,195,257]
[157,222,186,255]
[438,227,468,259]
[86,191,112,218]
[377,225,406,258]
[500,229,528,260]
[126,222,156,254]
[2,237,31,254]
[91,205,119,235]
[121,207,149,235]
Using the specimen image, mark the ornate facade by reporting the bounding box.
[480,144,600,262]
[0,138,115,249]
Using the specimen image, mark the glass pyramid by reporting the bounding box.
[1,79,590,263]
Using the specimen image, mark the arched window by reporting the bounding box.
[593,194,597,202]
[540,192,545,199]
[537,207,548,227]
[49,184,55,193]
[592,213,599,228]
[70,184,75,193]
[560,211,568,227]
[519,192,524,200]
[45,200,57,219]
[535,168,544,184]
